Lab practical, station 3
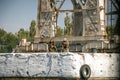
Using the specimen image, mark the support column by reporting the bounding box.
[99,0,107,36]
[35,0,41,38]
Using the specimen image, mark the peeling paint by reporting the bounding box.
[0,53,119,78]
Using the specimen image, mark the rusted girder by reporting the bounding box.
[38,36,107,43]
[111,0,119,11]
[40,7,97,13]
[57,0,65,10]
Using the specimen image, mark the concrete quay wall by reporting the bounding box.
[0,53,120,78]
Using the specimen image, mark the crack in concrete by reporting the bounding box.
[16,68,22,77]
[31,72,43,77]
[26,56,31,77]
[31,54,53,77]
[0,54,13,65]
[1,53,120,78]
[0,55,7,64]
[46,54,52,77]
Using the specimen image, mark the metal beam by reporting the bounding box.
[111,0,119,11]
[115,0,120,9]
[106,11,119,15]
[86,10,98,32]
[77,0,84,9]
[40,36,107,42]
[35,0,41,38]
[40,7,97,13]
[57,0,65,10]
[71,0,77,7]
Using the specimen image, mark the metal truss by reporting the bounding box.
[36,0,105,38]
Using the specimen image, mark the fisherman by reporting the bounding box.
[49,39,56,52]
[62,38,69,52]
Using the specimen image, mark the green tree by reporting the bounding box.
[69,23,74,35]
[18,28,26,39]
[0,29,19,53]
[0,28,6,38]
[56,26,64,37]
[25,30,30,40]
[64,13,70,35]
[64,13,73,35]
[106,26,114,38]
[0,29,7,44]
[4,33,19,48]
[17,20,36,41]
[29,20,36,40]
[64,13,70,28]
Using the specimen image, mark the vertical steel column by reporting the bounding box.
[110,0,112,31]
[106,0,110,32]
[35,0,41,38]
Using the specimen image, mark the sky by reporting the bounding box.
[106,0,118,26]
[0,0,37,33]
[0,0,73,34]
[0,0,117,34]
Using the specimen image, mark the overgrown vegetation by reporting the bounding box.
[0,20,36,53]
[56,26,64,37]
[106,25,115,39]
[17,20,36,41]
[0,29,19,53]
[64,13,74,36]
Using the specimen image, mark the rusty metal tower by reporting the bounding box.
[72,0,107,36]
[106,0,120,52]
[35,0,57,38]
[35,0,107,38]
[34,0,108,52]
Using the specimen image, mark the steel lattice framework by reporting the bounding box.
[35,0,107,39]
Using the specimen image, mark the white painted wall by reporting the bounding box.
[99,0,106,35]
[0,53,119,78]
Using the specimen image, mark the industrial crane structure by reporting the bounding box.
[2,1,119,80]
[106,0,120,52]
[16,0,120,53]
[35,0,107,38]
[33,0,107,52]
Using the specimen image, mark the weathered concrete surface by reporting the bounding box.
[0,53,120,78]
[0,77,119,80]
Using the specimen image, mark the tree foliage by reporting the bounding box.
[0,29,6,44]
[18,28,26,39]
[29,20,36,40]
[64,14,70,28]
[106,26,114,38]
[64,13,73,35]
[56,26,64,37]
[0,29,19,53]
[0,20,36,53]
[17,20,36,41]
[0,28,6,38]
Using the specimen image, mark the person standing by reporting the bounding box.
[49,39,56,52]
[62,38,69,52]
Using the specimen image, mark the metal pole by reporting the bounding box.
[35,0,41,38]
[110,0,112,37]
[106,0,109,33]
